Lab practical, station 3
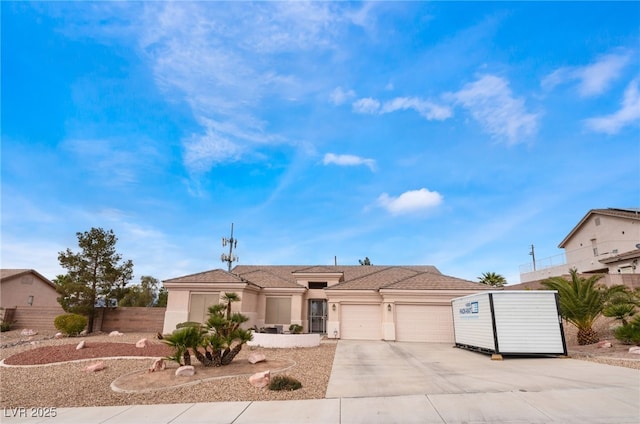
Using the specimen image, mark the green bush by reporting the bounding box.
[288,324,303,334]
[614,315,640,345]
[175,321,203,330]
[0,320,13,332]
[54,313,87,336]
[269,375,302,391]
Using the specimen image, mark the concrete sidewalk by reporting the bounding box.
[2,389,639,424]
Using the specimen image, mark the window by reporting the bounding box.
[591,239,598,256]
[188,293,219,324]
[308,281,327,289]
[265,297,291,324]
[595,217,601,226]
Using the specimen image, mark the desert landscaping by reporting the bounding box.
[1,322,638,409]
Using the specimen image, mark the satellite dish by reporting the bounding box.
[636,243,640,249]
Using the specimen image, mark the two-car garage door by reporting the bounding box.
[395,304,454,343]
[339,303,454,342]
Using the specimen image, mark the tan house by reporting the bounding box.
[162,265,491,342]
[520,208,640,286]
[0,269,60,308]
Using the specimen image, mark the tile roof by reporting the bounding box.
[164,269,247,284]
[164,265,479,292]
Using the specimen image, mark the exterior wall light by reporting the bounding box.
[332,303,336,311]
[387,304,392,312]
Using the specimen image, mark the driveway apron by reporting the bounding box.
[325,340,640,404]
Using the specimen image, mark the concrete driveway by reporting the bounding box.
[326,340,640,423]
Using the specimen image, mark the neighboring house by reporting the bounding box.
[0,269,60,308]
[519,208,640,286]
[162,265,491,342]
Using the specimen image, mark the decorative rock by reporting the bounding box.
[597,340,612,348]
[84,361,105,372]
[249,370,270,388]
[20,329,37,336]
[109,331,124,337]
[135,338,149,348]
[248,352,266,364]
[54,332,64,339]
[76,340,86,350]
[175,365,195,377]
[629,346,640,354]
[80,330,88,336]
[147,358,166,373]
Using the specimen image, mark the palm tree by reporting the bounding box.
[542,268,624,345]
[478,272,506,287]
[221,292,240,319]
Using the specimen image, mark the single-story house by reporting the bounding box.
[163,265,492,342]
[0,269,60,308]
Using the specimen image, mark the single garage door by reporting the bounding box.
[395,304,454,343]
[341,304,382,340]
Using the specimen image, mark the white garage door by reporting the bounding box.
[395,305,454,343]
[341,304,382,340]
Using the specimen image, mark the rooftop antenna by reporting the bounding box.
[221,223,238,272]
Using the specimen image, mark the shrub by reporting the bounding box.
[614,315,640,345]
[175,321,204,330]
[289,324,303,334]
[0,320,13,332]
[54,313,87,336]
[269,375,302,391]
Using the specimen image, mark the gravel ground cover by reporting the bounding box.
[0,331,336,408]
[1,328,637,409]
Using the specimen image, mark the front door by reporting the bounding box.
[309,299,327,333]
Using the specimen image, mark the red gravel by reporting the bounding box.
[3,343,172,365]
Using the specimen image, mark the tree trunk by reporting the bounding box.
[183,350,191,366]
[577,327,599,345]
[193,348,212,367]
[221,344,243,365]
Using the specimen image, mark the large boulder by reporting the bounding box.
[109,331,124,337]
[629,346,640,355]
[84,362,105,372]
[248,353,266,364]
[175,365,195,377]
[135,338,149,348]
[249,370,270,388]
[147,358,166,373]
[75,340,86,350]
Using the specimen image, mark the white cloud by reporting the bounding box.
[323,153,377,171]
[451,75,538,144]
[131,2,347,174]
[541,52,631,97]
[352,97,381,114]
[584,79,640,134]
[330,87,356,105]
[377,188,443,216]
[352,96,452,121]
[183,127,244,172]
[381,97,452,120]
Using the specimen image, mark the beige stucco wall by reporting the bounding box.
[1,274,60,308]
[563,215,639,273]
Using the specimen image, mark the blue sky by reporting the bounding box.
[2,2,639,285]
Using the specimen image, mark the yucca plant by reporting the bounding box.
[542,269,624,345]
[165,292,253,367]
